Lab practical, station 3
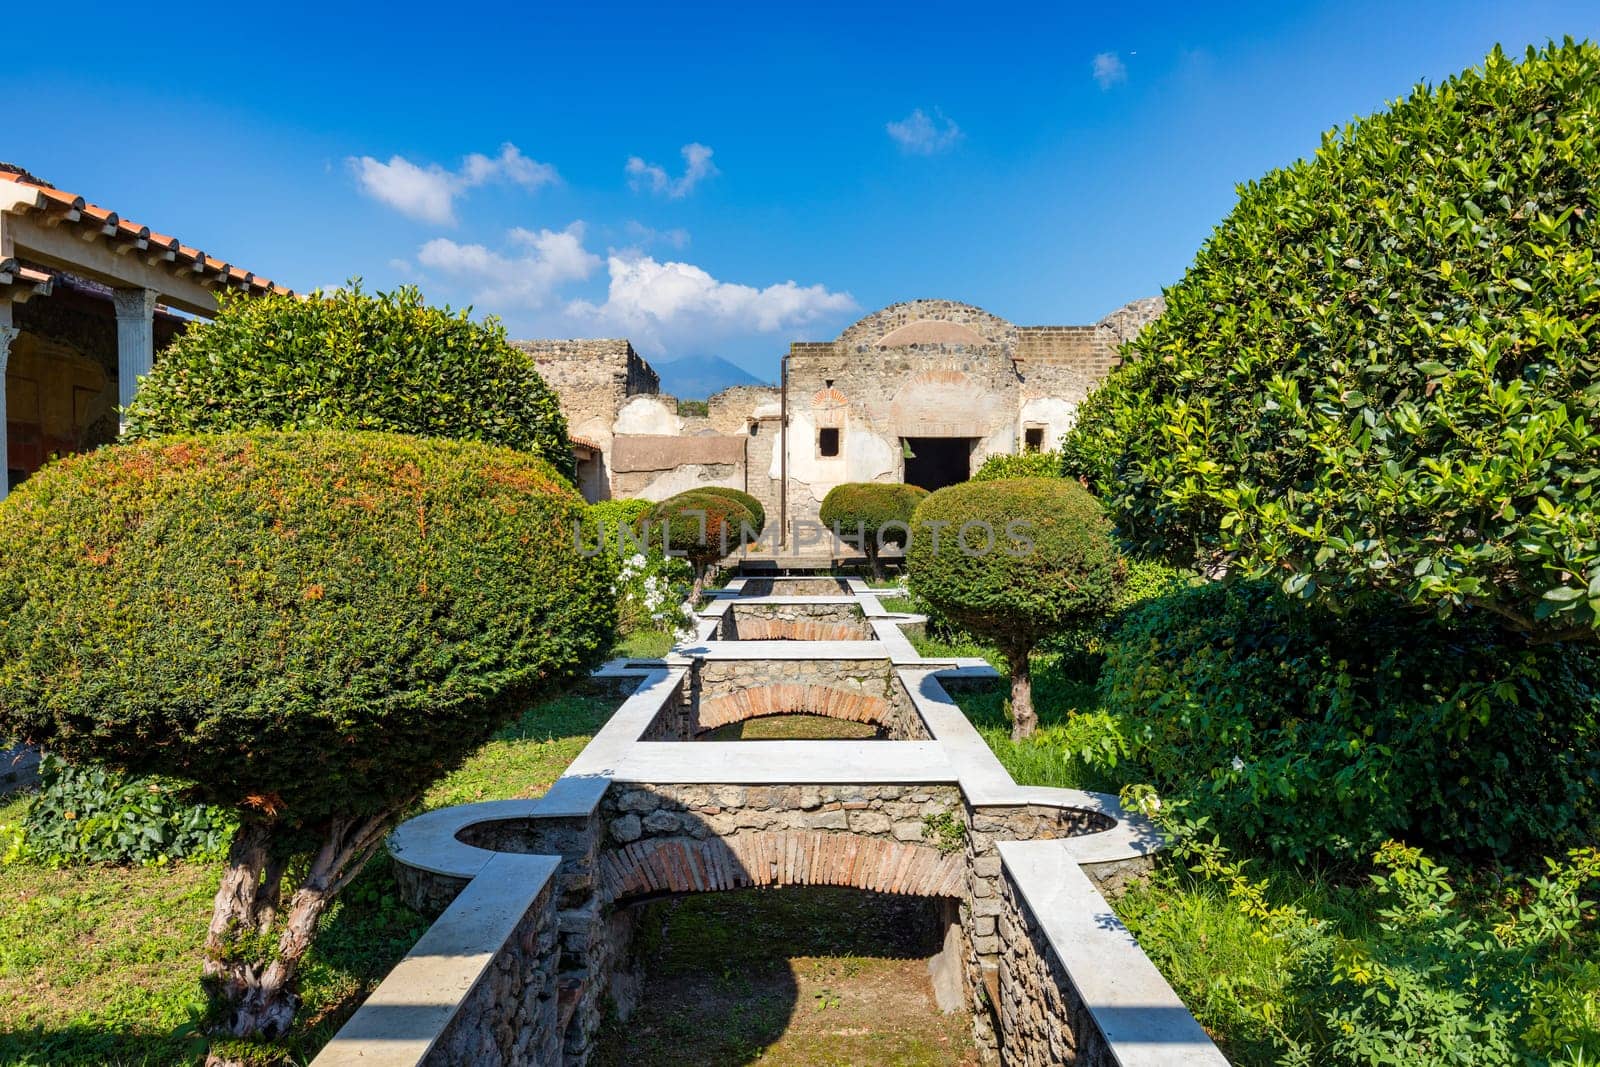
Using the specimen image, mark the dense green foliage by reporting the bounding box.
[1045,558,1192,674]
[0,432,614,826]
[820,482,928,543]
[122,284,575,479]
[1101,580,1600,864]
[971,451,1063,481]
[907,478,1121,736]
[820,482,928,575]
[582,498,653,546]
[907,478,1120,652]
[1063,41,1600,639]
[693,486,766,533]
[1123,815,1600,1066]
[16,754,233,867]
[645,490,758,574]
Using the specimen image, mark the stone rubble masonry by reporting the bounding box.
[675,659,928,742]
[997,869,1112,1067]
[424,874,563,1067]
[721,602,875,641]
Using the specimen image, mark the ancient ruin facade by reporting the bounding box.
[517,296,1162,539]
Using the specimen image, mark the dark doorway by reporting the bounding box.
[903,437,973,492]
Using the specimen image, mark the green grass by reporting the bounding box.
[0,687,622,1065]
[591,887,975,1066]
[612,627,677,660]
[704,715,880,741]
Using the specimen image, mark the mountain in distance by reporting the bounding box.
[652,354,771,400]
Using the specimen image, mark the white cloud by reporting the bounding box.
[886,108,962,155]
[416,221,601,308]
[569,254,856,354]
[620,220,691,251]
[626,143,719,198]
[349,143,560,224]
[1093,51,1128,89]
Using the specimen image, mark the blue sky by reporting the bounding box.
[15,1,1599,380]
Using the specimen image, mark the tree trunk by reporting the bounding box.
[864,540,883,582]
[1007,645,1038,740]
[203,809,400,1064]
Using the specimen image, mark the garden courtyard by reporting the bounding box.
[2,34,1600,1067]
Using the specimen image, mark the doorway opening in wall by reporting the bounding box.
[902,437,974,492]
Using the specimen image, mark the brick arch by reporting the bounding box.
[599,831,965,903]
[697,683,889,733]
[729,618,864,642]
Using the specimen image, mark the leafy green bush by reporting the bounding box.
[18,754,233,867]
[645,490,758,595]
[693,486,766,534]
[122,284,575,479]
[907,478,1121,737]
[1044,557,1191,677]
[971,451,1062,481]
[1063,42,1600,639]
[0,431,613,1046]
[819,482,929,579]
[1121,811,1600,1067]
[1102,580,1600,864]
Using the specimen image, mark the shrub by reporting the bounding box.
[1123,815,1600,1066]
[18,753,234,867]
[122,284,575,479]
[0,432,613,1047]
[645,490,758,596]
[972,451,1062,481]
[693,486,766,534]
[583,498,653,544]
[819,482,929,579]
[1063,41,1600,640]
[907,478,1121,737]
[1044,557,1192,678]
[1101,580,1600,864]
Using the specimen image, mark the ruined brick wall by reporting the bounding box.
[721,602,875,641]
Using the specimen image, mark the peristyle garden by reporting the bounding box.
[2,38,1599,1067]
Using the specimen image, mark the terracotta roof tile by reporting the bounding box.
[0,168,290,296]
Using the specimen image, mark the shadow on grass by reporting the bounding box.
[591,886,957,1067]
[0,1026,206,1067]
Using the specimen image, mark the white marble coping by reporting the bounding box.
[613,740,956,784]
[671,639,896,660]
[311,851,559,1066]
[361,573,1195,1067]
[996,840,1228,1065]
[696,594,864,618]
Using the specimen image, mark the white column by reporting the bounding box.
[0,297,15,501]
[112,287,158,429]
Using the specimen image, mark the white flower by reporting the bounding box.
[1231,756,1245,772]
[628,553,647,569]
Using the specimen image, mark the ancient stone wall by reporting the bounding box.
[996,870,1114,1067]
[423,875,563,1067]
[721,601,874,641]
[597,783,967,899]
[645,657,925,740]
[959,804,1118,1053]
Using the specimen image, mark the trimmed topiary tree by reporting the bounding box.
[906,477,1121,737]
[693,486,766,534]
[0,432,613,1057]
[972,451,1063,482]
[122,283,576,479]
[646,490,759,597]
[819,482,930,579]
[1063,40,1600,639]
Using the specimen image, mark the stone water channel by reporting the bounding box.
[313,574,1227,1067]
